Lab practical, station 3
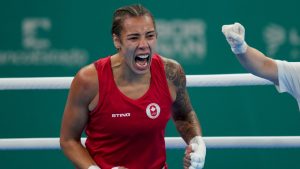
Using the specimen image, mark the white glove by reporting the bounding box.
[88,165,101,169]
[88,165,127,169]
[188,136,206,169]
[222,22,248,54]
[112,166,128,169]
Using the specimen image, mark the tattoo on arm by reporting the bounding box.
[165,60,192,114]
[165,59,201,143]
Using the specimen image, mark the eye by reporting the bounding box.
[147,33,156,39]
[128,37,138,41]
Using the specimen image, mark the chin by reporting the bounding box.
[133,68,150,75]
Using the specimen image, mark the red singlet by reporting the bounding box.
[85,54,172,169]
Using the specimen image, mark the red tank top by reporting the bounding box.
[85,54,172,169]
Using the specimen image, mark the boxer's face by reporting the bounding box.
[114,15,157,74]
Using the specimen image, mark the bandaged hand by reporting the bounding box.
[222,22,248,54]
[88,165,100,169]
[88,165,128,169]
[184,136,206,169]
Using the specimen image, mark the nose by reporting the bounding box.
[138,37,148,49]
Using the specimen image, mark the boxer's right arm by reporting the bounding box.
[60,64,100,169]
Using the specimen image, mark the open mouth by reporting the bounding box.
[135,54,150,69]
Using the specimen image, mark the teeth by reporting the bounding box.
[137,55,149,59]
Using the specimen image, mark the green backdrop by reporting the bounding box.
[1,0,300,168]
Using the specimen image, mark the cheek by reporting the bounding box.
[149,40,157,51]
[124,47,136,56]
[120,43,135,54]
[149,38,157,46]
[122,48,136,62]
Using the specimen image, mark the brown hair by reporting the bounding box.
[111,4,156,37]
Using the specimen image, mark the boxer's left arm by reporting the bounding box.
[164,58,206,169]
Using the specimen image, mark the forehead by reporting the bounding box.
[121,15,155,35]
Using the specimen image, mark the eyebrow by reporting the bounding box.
[146,30,156,35]
[127,30,156,37]
[127,33,140,37]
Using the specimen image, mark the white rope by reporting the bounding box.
[0,77,73,90]
[0,73,272,90]
[1,136,300,150]
[186,73,273,87]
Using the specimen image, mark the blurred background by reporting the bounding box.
[1,0,300,168]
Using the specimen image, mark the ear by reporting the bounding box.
[113,34,121,50]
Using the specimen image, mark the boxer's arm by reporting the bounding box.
[60,64,99,169]
[164,58,206,169]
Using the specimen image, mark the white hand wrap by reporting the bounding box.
[222,22,248,54]
[88,165,101,169]
[189,136,206,169]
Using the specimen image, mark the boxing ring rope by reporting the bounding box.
[1,136,300,150]
[1,73,298,151]
[0,73,272,90]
